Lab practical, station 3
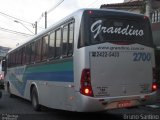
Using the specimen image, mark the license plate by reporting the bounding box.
[117,100,131,108]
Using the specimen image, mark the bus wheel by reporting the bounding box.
[31,87,41,111]
[7,83,14,98]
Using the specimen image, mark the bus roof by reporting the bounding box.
[7,8,145,54]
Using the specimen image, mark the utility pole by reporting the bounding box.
[45,11,47,29]
[145,0,152,20]
[35,21,37,34]
[36,0,64,32]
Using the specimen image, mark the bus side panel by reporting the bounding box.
[5,66,26,98]
[23,60,75,111]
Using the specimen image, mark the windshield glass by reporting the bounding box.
[90,18,152,45]
[89,17,153,46]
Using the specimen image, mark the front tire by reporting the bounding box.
[7,83,14,97]
[31,87,41,111]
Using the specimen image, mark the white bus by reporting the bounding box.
[3,9,157,112]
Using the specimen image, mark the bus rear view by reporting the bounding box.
[76,9,157,112]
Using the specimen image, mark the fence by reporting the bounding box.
[152,8,160,23]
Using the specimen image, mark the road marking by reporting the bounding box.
[145,105,160,109]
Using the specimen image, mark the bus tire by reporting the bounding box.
[31,87,41,111]
[7,82,14,98]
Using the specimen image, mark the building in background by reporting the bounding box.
[0,46,10,60]
[101,0,160,15]
[0,46,10,88]
[101,0,145,14]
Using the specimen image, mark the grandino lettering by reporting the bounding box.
[91,20,144,39]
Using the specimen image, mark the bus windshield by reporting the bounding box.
[90,17,153,46]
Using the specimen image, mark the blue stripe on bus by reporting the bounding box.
[9,70,74,96]
[24,71,74,82]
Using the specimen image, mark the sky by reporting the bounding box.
[0,0,124,48]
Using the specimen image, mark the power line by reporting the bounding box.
[0,11,45,32]
[47,0,64,14]
[0,1,64,34]
[37,13,44,23]
[14,20,34,34]
[0,27,33,37]
[87,0,99,7]
[36,0,64,23]
[0,11,33,25]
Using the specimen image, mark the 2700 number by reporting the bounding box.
[133,52,151,61]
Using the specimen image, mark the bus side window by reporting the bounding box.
[17,49,21,65]
[49,31,55,59]
[17,49,20,65]
[22,46,26,65]
[11,53,13,67]
[55,29,61,58]
[8,54,11,67]
[30,42,35,63]
[18,48,23,65]
[7,55,9,67]
[35,39,42,62]
[62,25,68,57]
[15,50,18,65]
[14,52,17,66]
[26,44,31,64]
[12,53,15,67]
[42,35,49,60]
[68,22,74,56]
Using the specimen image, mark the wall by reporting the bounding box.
[152,22,160,47]
[151,22,160,85]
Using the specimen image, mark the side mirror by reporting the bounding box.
[2,58,7,72]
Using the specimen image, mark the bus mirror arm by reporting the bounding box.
[2,57,7,72]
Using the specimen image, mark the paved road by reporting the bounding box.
[0,90,160,120]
